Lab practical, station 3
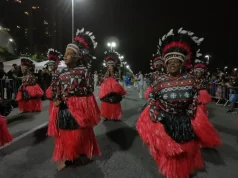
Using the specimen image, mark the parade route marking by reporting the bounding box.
[0,121,48,150]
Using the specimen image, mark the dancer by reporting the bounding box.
[144,53,165,100]
[193,58,221,148]
[99,51,127,121]
[0,98,13,146]
[136,28,221,178]
[48,28,101,171]
[45,49,61,116]
[16,57,44,113]
[194,58,211,115]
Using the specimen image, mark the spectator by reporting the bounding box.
[226,77,238,113]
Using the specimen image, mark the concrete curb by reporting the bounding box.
[0,122,48,157]
[0,91,100,157]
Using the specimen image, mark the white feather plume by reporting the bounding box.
[180,30,187,34]
[166,29,173,37]
[159,39,162,46]
[198,38,204,42]
[188,31,194,36]
[178,27,183,33]
[195,59,202,63]
[196,53,202,57]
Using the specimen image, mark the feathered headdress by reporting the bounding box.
[20,57,33,67]
[46,48,60,66]
[150,53,164,70]
[66,28,97,68]
[157,27,204,65]
[104,51,121,68]
[194,57,208,72]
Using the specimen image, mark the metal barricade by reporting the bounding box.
[209,83,230,106]
[0,79,20,100]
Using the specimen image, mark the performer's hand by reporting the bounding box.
[54,100,61,107]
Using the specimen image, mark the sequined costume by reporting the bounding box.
[99,51,127,120]
[45,49,61,116]
[136,28,221,178]
[48,28,100,163]
[0,98,13,146]
[16,58,43,112]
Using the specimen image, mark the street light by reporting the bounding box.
[107,42,116,51]
[120,55,124,60]
[126,65,129,68]
[9,39,13,42]
[72,0,75,42]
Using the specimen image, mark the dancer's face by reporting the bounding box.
[195,70,203,78]
[167,59,182,75]
[21,66,27,74]
[64,48,78,65]
[47,63,56,72]
[108,65,114,71]
[155,63,162,70]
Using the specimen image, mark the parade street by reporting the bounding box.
[0,87,238,178]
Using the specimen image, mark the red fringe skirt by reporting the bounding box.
[48,96,101,162]
[99,77,126,120]
[136,105,221,178]
[198,90,211,116]
[16,84,43,112]
[45,87,55,117]
[0,116,13,146]
[100,102,122,120]
[144,86,152,100]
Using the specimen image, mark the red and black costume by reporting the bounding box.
[48,28,100,164]
[136,28,221,178]
[45,49,61,116]
[194,58,211,115]
[0,98,13,146]
[16,58,44,112]
[99,51,127,120]
[145,54,166,100]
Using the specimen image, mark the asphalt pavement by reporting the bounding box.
[0,87,238,178]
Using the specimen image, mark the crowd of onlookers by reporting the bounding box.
[1,64,238,113]
[0,62,52,101]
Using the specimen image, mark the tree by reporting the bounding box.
[0,46,18,61]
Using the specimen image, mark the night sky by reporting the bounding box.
[5,0,238,73]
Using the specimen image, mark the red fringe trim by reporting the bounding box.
[52,128,101,162]
[48,95,100,137]
[46,87,53,99]
[198,90,211,104]
[0,116,13,146]
[16,84,44,101]
[99,77,126,99]
[49,101,53,117]
[136,106,204,178]
[192,106,222,148]
[100,102,122,119]
[144,86,152,100]
[18,98,42,112]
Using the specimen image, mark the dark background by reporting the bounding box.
[0,0,237,73]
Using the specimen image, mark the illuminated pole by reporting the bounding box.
[72,0,75,42]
